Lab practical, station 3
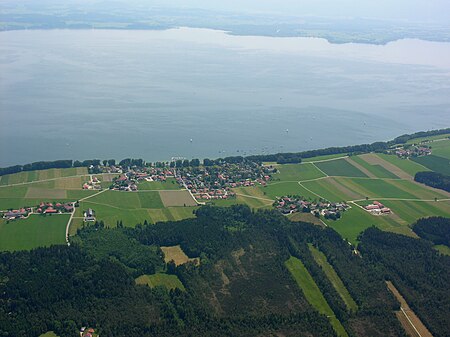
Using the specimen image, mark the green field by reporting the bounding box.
[335,178,417,200]
[273,163,325,182]
[85,190,164,209]
[0,214,69,251]
[308,244,358,312]
[315,159,368,178]
[302,154,349,163]
[378,200,450,224]
[302,178,350,202]
[430,139,450,160]
[232,186,273,208]
[349,156,399,179]
[412,155,450,175]
[78,198,197,228]
[0,167,87,186]
[325,205,409,244]
[260,182,319,200]
[136,273,185,290]
[375,154,428,176]
[138,178,181,190]
[406,133,450,144]
[285,256,348,337]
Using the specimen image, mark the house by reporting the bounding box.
[3,210,27,219]
[84,208,96,222]
[64,204,74,212]
[365,204,380,210]
[44,208,58,214]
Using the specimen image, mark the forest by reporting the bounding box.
[411,216,450,246]
[414,171,450,192]
[359,226,450,337]
[6,206,449,336]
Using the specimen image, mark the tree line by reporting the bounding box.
[2,128,449,175]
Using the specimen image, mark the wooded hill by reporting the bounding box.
[4,206,449,336]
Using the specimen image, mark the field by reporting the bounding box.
[0,214,69,251]
[161,245,200,266]
[315,158,368,177]
[348,155,399,179]
[285,256,348,337]
[324,205,414,244]
[138,178,181,190]
[159,190,197,207]
[308,244,358,312]
[136,273,185,290]
[273,163,326,181]
[374,154,428,177]
[232,186,273,208]
[406,133,450,144]
[259,182,318,200]
[302,154,349,162]
[0,167,87,186]
[430,139,450,159]
[412,155,450,175]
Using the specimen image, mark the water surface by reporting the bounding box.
[1,28,449,166]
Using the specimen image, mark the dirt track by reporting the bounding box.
[386,281,433,337]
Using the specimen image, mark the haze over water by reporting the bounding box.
[1,28,450,166]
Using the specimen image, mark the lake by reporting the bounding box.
[1,28,449,166]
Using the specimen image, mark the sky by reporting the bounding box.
[133,0,450,24]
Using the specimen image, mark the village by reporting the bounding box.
[175,161,274,201]
[274,196,351,220]
[389,144,432,159]
[87,159,275,199]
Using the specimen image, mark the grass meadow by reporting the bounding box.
[136,273,185,290]
[308,244,358,312]
[138,178,181,190]
[273,163,325,181]
[0,214,69,251]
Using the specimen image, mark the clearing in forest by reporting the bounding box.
[285,256,349,337]
[136,273,185,290]
[161,245,200,266]
[308,244,358,312]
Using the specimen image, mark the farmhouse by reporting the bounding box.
[84,208,96,222]
[364,201,391,215]
[3,209,29,220]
